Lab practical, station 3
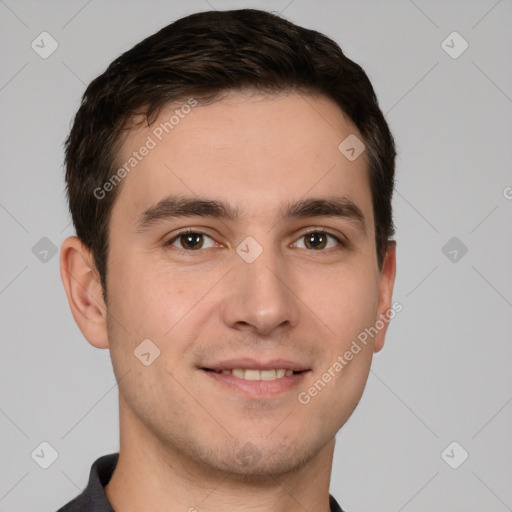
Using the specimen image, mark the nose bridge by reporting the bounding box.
[222,235,299,335]
[241,243,283,294]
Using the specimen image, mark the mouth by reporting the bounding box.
[202,367,305,381]
[199,360,311,398]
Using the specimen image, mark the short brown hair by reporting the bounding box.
[64,8,396,299]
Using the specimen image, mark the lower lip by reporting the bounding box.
[201,369,310,398]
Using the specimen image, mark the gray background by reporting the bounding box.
[1,0,511,511]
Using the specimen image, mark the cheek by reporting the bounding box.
[303,265,379,344]
[108,255,222,355]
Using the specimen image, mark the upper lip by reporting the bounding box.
[201,358,310,372]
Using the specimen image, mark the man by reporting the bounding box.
[58,8,397,511]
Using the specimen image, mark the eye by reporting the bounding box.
[292,230,345,251]
[164,228,346,254]
[165,230,217,251]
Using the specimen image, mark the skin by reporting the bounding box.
[60,91,396,512]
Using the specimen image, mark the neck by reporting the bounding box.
[105,397,335,512]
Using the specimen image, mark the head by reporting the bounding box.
[61,8,397,477]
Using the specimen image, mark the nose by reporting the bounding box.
[220,242,300,337]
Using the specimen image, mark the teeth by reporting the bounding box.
[232,368,245,379]
[260,370,277,380]
[216,368,298,381]
[244,369,260,381]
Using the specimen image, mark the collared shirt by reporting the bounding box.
[56,453,345,511]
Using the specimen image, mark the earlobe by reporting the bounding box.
[60,236,109,349]
[373,241,397,353]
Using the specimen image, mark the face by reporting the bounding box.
[100,91,395,476]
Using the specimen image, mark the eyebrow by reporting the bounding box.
[135,195,366,233]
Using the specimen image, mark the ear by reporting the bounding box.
[373,241,397,353]
[60,236,109,349]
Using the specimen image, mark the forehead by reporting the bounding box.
[111,91,372,227]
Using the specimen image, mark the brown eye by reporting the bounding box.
[293,231,344,251]
[304,232,328,250]
[178,233,204,250]
[166,231,216,251]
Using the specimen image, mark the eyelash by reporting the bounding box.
[164,228,347,255]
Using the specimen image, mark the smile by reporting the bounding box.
[204,368,301,381]
[201,367,310,398]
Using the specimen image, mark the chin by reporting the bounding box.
[203,436,322,479]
